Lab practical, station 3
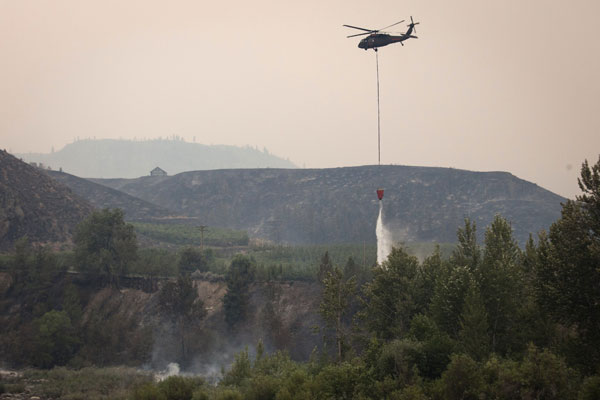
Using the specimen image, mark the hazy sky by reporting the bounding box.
[1,0,599,198]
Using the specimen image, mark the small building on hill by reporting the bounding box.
[150,167,167,176]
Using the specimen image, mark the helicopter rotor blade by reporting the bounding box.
[378,20,405,31]
[343,24,376,32]
[347,31,375,38]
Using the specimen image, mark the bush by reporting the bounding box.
[26,367,151,399]
[437,354,484,400]
[580,375,600,400]
[245,374,279,400]
[4,383,25,394]
[133,383,167,400]
[313,361,365,400]
[133,376,201,400]
[214,388,243,400]
[30,310,80,368]
[396,385,428,400]
[191,388,210,400]
[377,339,424,384]
[158,376,196,400]
[518,345,578,400]
[221,348,252,387]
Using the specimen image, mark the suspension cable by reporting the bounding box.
[376,50,381,166]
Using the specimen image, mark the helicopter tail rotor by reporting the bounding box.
[408,16,420,34]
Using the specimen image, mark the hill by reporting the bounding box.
[47,170,175,221]
[0,150,94,250]
[16,139,296,178]
[90,165,565,245]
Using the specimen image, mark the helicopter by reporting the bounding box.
[343,16,420,51]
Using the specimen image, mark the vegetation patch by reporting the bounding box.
[131,222,249,247]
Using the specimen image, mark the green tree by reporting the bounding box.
[223,255,256,329]
[317,251,333,283]
[452,218,480,272]
[430,264,472,337]
[409,314,455,379]
[535,156,600,370]
[313,361,366,400]
[30,310,80,368]
[437,354,484,400]
[178,247,208,275]
[159,274,206,362]
[221,347,252,387]
[517,344,578,400]
[74,208,137,286]
[9,236,32,289]
[580,375,600,400]
[157,375,197,400]
[342,256,360,281]
[478,215,522,354]
[319,265,357,362]
[62,283,83,324]
[412,246,444,315]
[430,220,480,337]
[361,247,419,340]
[458,280,489,361]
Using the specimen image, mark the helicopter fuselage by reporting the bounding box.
[358,33,412,50]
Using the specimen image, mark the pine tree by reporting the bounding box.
[458,281,489,361]
[223,255,256,329]
[535,156,600,370]
[317,251,333,283]
[361,247,419,340]
[319,266,356,362]
[452,218,480,272]
[74,208,137,287]
[159,274,206,362]
[479,215,522,353]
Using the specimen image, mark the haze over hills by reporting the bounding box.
[89,165,566,245]
[0,150,93,250]
[16,138,297,178]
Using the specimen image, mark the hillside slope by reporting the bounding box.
[91,165,565,245]
[0,151,94,250]
[17,139,296,178]
[47,170,175,221]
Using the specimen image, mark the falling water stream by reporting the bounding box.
[376,201,392,265]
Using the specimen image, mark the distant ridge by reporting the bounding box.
[0,150,94,250]
[17,139,296,178]
[90,165,566,245]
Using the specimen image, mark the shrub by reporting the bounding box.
[437,354,484,400]
[580,375,600,400]
[157,376,197,400]
[133,383,167,400]
[245,374,279,400]
[214,388,243,400]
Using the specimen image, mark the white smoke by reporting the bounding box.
[376,201,392,265]
[155,362,180,381]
